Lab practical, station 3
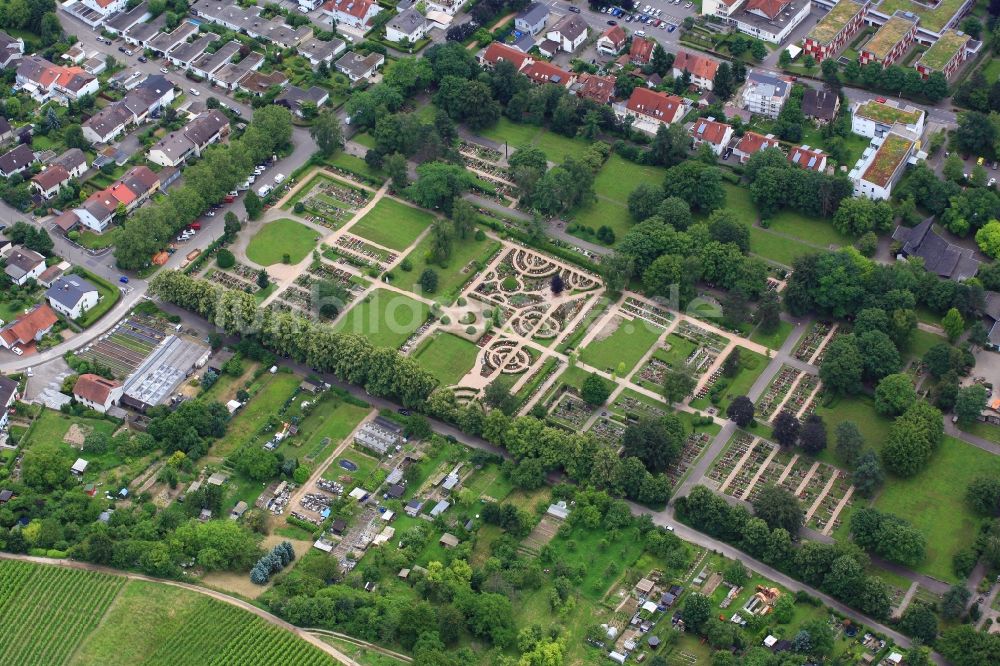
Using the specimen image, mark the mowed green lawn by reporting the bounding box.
[750,227,819,267]
[593,155,666,204]
[580,316,663,374]
[570,197,631,245]
[765,210,851,248]
[349,198,434,251]
[24,410,117,448]
[814,394,892,458]
[751,319,796,350]
[478,117,591,161]
[397,235,500,304]
[334,288,430,349]
[414,333,480,386]
[875,436,1000,582]
[246,218,318,266]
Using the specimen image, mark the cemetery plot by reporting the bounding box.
[718,438,776,499]
[289,173,370,228]
[612,391,668,422]
[793,321,837,364]
[784,373,820,419]
[548,391,594,430]
[480,337,534,378]
[707,432,757,488]
[621,296,675,329]
[755,366,800,421]
[807,469,855,535]
[587,417,627,445]
[666,432,712,486]
[333,234,397,271]
[743,447,798,503]
[75,314,168,378]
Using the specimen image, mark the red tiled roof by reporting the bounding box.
[735,131,778,156]
[109,181,137,206]
[323,0,376,19]
[630,36,655,64]
[788,145,826,171]
[482,42,530,70]
[691,118,732,146]
[746,0,788,19]
[1,304,58,347]
[577,73,615,105]
[522,61,571,86]
[626,88,684,121]
[600,25,626,48]
[73,374,121,405]
[673,50,719,81]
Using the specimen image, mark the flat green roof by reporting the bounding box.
[862,16,916,60]
[918,29,970,71]
[877,0,968,33]
[863,134,914,187]
[855,99,922,126]
[808,0,866,46]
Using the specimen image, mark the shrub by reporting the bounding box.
[501,276,518,291]
[216,249,236,268]
[466,325,476,334]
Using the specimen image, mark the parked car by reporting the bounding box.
[160,67,168,74]
[189,88,200,96]
[568,5,580,11]
[119,276,129,284]
[189,222,201,230]
[11,346,22,356]
[138,55,147,63]
[607,19,617,25]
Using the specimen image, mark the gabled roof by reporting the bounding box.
[745,0,789,19]
[82,189,119,219]
[0,304,58,346]
[802,88,838,121]
[387,7,425,34]
[691,117,732,145]
[575,73,615,105]
[626,88,684,120]
[0,144,34,174]
[550,14,588,41]
[0,375,17,408]
[517,2,548,24]
[630,36,654,63]
[6,246,44,274]
[673,50,719,81]
[788,145,825,171]
[54,148,86,173]
[184,110,229,147]
[599,24,626,48]
[892,218,981,281]
[239,69,288,94]
[120,165,159,196]
[323,0,377,19]
[31,164,70,190]
[73,373,121,405]
[482,42,531,70]
[83,103,134,138]
[522,60,571,86]
[735,131,778,156]
[46,275,98,309]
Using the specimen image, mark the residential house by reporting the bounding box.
[0,116,13,144]
[123,16,166,48]
[690,117,734,156]
[322,0,382,29]
[148,109,230,166]
[124,74,175,121]
[110,165,160,212]
[190,0,313,47]
[0,375,18,430]
[573,72,616,105]
[851,98,924,139]
[190,41,241,79]
[104,1,151,35]
[297,37,346,67]
[859,13,917,68]
[614,88,686,135]
[82,103,134,144]
[596,24,626,55]
[803,0,869,62]
[0,143,34,178]
[479,42,532,71]
[545,14,588,53]
[147,20,198,56]
[672,50,719,90]
[166,32,218,69]
[75,190,118,232]
[386,8,428,43]
[54,149,87,179]
[46,275,100,319]
[729,0,811,45]
[788,145,827,172]
[892,217,980,282]
[739,69,791,118]
[81,0,129,17]
[732,131,778,163]
[4,247,45,286]
[15,56,99,104]
[802,87,840,123]
[849,131,919,200]
[36,263,66,288]
[335,51,384,82]
[0,304,58,350]
[515,3,548,36]
[916,29,973,80]
[0,29,24,69]
[238,70,288,96]
[212,52,264,90]
[522,61,574,87]
[30,165,72,199]
[630,36,655,65]
[275,85,331,117]
[82,56,107,76]
[63,45,87,65]
[424,0,464,17]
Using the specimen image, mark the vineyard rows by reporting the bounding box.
[0,561,124,666]
[0,562,336,666]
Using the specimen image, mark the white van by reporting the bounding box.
[274,173,286,185]
[258,184,272,198]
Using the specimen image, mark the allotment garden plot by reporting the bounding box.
[706,432,855,536]
[75,314,168,378]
